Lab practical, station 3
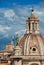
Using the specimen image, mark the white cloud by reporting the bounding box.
[4,9,15,18]
[4,9,15,21]
[0,25,11,33]
[15,29,26,35]
[4,9,19,22]
[17,8,30,17]
[34,10,44,16]
[0,5,44,38]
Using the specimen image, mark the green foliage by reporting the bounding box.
[15,34,19,44]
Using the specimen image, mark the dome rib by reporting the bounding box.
[24,35,29,55]
[24,34,31,55]
[37,35,44,55]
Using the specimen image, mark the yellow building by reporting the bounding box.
[0,9,44,65]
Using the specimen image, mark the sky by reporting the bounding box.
[0,0,44,50]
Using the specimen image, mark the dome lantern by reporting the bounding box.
[26,8,40,34]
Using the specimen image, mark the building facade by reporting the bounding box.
[0,9,44,65]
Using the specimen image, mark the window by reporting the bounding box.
[31,63,38,65]
[30,47,36,52]
[32,23,34,31]
[32,48,36,51]
[17,58,20,62]
[35,23,37,30]
[29,23,30,30]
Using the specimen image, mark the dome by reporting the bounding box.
[19,34,44,55]
[19,9,44,56]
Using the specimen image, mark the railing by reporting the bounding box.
[10,55,44,60]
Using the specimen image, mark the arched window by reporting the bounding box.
[32,23,34,31]
[35,23,37,30]
[29,23,30,30]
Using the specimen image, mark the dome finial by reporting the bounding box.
[32,6,34,14]
[32,6,34,11]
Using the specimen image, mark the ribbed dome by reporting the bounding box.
[19,9,44,56]
[19,34,44,55]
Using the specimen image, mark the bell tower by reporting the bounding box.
[26,8,40,34]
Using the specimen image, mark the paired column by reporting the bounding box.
[26,20,29,34]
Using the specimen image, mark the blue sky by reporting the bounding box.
[0,0,44,50]
[0,0,40,7]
